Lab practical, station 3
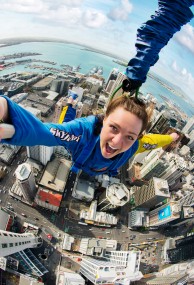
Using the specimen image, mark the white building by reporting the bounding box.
[140,152,188,189]
[27,145,54,166]
[62,233,75,251]
[80,251,142,285]
[0,230,42,257]
[128,209,149,228]
[15,163,37,203]
[149,201,181,227]
[105,68,119,91]
[72,178,95,202]
[56,272,85,285]
[79,238,117,256]
[107,72,126,99]
[182,116,194,134]
[98,183,130,211]
[80,201,117,227]
[86,77,103,95]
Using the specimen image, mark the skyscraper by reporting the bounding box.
[0,230,42,257]
[149,201,181,227]
[105,68,119,89]
[148,111,171,134]
[107,72,126,100]
[80,250,142,285]
[133,177,170,209]
[15,163,37,203]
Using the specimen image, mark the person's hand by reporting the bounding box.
[0,97,15,139]
[170,132,180,142]
[67,96,78,107]
[0,97,8,122]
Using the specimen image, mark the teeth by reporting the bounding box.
[109,144,118,150]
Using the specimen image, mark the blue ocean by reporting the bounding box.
[0,41,193,117]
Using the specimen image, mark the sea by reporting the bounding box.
[0,41,193,117]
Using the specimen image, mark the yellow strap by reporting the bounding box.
[58,106,68,124]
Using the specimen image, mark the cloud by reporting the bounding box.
[175,24,194,54]
[82,9,107,28]
[171,60,179,72]
[108,0,133,21]
[170,60,194,98]
[0,0,48,14]
[0,0,108,29]
[38,6,83,25]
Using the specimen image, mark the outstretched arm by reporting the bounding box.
[136,132,179,154]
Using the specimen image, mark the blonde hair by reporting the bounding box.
[105,95,149,136]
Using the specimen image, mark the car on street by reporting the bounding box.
[21,213,27,217]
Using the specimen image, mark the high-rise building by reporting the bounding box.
[59,79,71,95]
[105,68,119,89]
[80,251,142,285]
[52,97,68,123]
[98,183,130,211]
[182,116,194,134]
[140,152,188,190]
[15,163,37,203]
[140,148,166,180]
[106,80,116,94]
[50,79,62,93]
[128,209,149,228]
[167,234,194,263]
[148,201,181,227]
[158,153,187,189]
[107,72,126,100]
[133,177,170,209]
[148,111,170,133]
[27,145,54,166]
[0,230,42,257]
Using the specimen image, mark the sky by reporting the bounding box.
[0,0,194,100]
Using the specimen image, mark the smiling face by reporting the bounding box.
[100,106,143,159]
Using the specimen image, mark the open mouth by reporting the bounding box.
[105,143,118,154]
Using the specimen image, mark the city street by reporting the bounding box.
[0,146,190,280]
